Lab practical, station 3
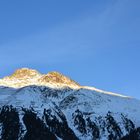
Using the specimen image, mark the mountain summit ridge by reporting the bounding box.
[0,68,80,89]
[0,68,128,98]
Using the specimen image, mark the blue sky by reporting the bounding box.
[0,0,140,98]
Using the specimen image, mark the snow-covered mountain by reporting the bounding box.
[0,68,139,140]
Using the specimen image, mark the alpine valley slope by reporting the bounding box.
[0,68,139,140]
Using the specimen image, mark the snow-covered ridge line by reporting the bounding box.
[83,86,130,98]
[0,68,129,98]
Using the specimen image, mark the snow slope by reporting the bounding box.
[0,68,139,140]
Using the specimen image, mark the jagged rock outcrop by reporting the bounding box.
[0,105,139,140]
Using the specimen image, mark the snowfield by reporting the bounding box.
[0,68,139,140]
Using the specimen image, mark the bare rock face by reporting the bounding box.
[38,71,80,87]
[8,68,41,79]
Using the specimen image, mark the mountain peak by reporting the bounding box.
[0,68,80,88]
[9,68,41,79]
[38,71,80,87]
